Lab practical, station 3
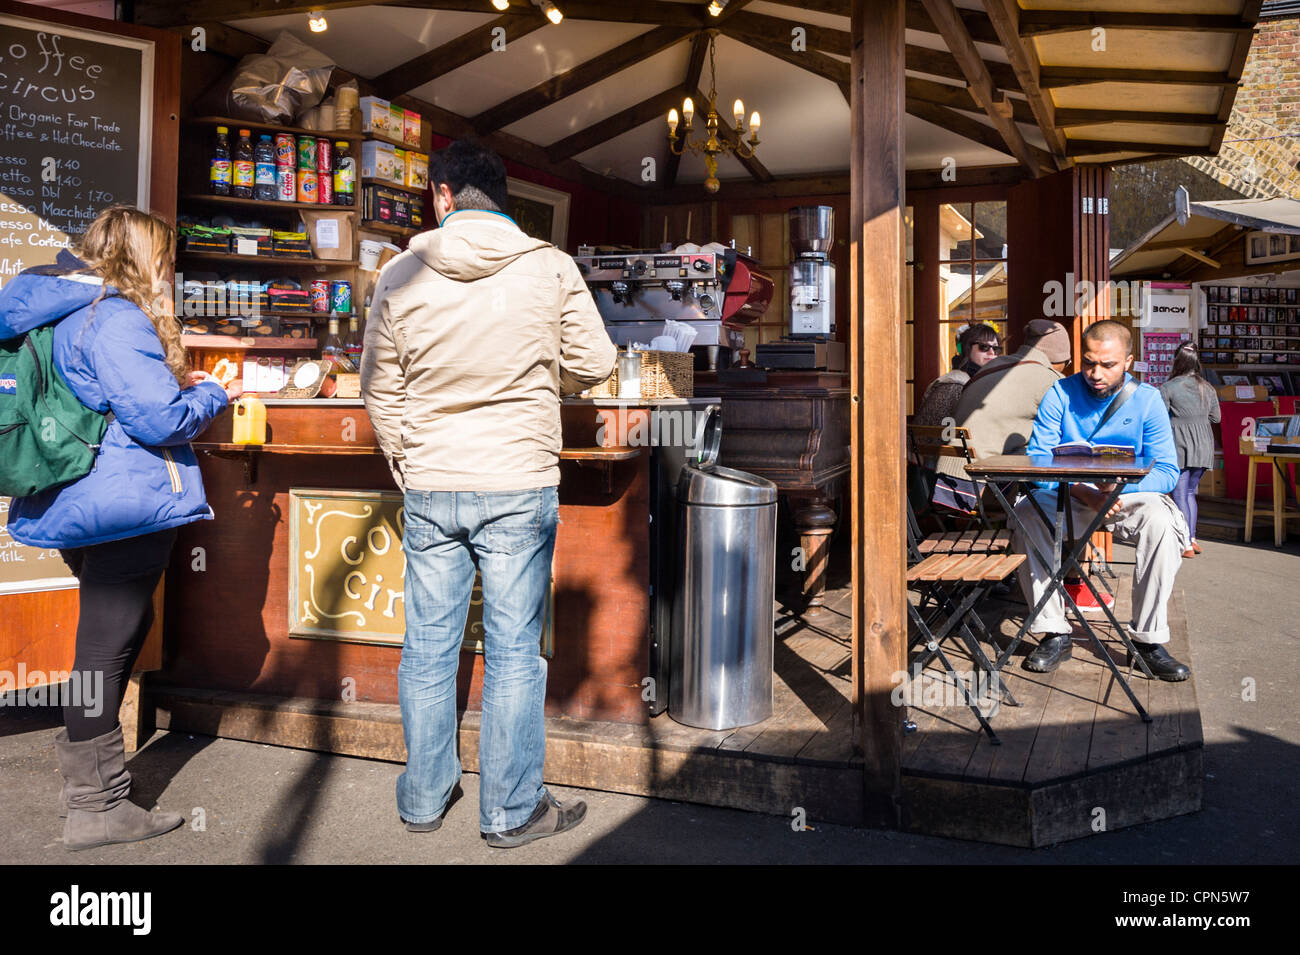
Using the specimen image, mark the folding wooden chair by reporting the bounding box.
[905,500,1024,743]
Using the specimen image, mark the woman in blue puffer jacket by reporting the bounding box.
[0,206,240,850]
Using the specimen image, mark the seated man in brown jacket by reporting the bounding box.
[932,319,1071,514]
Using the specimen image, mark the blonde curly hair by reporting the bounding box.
[75,205,189,386]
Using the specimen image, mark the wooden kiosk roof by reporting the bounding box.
[135,0,1262,194]
[1111,193,1300,278]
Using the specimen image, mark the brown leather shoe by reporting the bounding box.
[1191,540,1202,554]
[1182,548,1196,558]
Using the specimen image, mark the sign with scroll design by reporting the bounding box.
[288,488,552,655]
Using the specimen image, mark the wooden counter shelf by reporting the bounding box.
[182,335,318,350]
[177,250,359,267]
[194,439,641,490]
[186,115,363,142]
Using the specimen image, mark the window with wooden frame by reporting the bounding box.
[939,200,1009,369]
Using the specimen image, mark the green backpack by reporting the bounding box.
[0,324,107,497]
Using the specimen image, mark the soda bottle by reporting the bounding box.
[333,141,355,206]
[323,314,356,373]
[254,134,276,201]
[232,129,254,199]
[210,125,231,196]
[344,315,363,364]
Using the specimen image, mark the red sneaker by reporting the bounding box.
[1065,581,1114,614]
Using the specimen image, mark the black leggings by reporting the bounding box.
[58,529,177,742]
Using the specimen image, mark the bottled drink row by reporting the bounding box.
[210,125,355,206]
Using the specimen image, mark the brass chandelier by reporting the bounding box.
[666,32,761,193]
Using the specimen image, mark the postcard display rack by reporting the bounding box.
[1199,283,1300,368]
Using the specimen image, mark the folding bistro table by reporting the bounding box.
[963,453,1157,723]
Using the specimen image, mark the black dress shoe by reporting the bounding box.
[1023,633,1073,672]
[1128,642,1191,682]
[483,791,587,848]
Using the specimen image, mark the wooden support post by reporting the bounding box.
[850,0,906,827]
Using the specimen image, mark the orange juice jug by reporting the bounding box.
[232,396,267,445]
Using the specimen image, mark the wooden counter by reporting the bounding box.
[158,398,684,725]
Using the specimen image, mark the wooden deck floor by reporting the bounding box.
[900,572,1204,845]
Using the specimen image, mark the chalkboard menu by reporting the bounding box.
[0,10,157,595]
[0,11,154,282]
[0,497,74,594]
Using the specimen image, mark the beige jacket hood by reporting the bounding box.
[361,210,616,492]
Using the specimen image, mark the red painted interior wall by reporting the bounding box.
[425,133,641,253]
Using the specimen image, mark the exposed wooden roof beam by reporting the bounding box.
[982,0,1066,170]
[1039,67,1236,88]
[666,32,711,188]
[1065,139,1214,157]
[471,26,696,134]
[918,0,1046,175]
[1171,223,1245,277]
[906,0,998,44]
[372,13,546,100]
[1019,10,1255,37]
[1055,108,1221,127]
[905,77,1034,126]
[725,10,850,56]
[906,163,1026,191]
[688,85,773,183]
[721,25,851,101]
[904,44,1021,92]
[906,97,1052,169]
[546,85,686,163]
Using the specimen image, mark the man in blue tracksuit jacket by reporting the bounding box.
[1013,319,1192,680]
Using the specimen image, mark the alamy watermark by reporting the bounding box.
[0,665,103,716]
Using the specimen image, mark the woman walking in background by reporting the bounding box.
[1160,343,1220,557]
[0,206,240,850]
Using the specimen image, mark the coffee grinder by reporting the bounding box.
[755,205,845,371]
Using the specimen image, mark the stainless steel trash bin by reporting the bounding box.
[669,464,779,730]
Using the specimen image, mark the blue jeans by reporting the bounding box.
[1172,467,1205,540]
[397,486,558,832]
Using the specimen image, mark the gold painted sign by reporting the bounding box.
[288,488,552,655]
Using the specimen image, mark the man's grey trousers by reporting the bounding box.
[1012,489,1190,645]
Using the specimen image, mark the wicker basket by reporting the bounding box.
[588,350,694,400]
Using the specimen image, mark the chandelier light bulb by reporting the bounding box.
[668,109,679,136]
[750,111,761,133]
[538,0,563,24]
[733,99,745,129]
[682,97,695,125]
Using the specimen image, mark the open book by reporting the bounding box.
[1052,441,1136,458]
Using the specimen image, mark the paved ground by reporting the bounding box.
[1,534,1297,864]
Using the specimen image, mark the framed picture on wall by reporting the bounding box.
[506,177,571,249]
[1251,372,1289,396]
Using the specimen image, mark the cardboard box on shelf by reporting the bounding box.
[389,104,404,140]
[392,148,407,187]
[359,96,391,135]
[361,141,396,181]
[403,109,421,147]
[406,151,428,190]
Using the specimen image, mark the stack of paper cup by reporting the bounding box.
[359,239,383,271]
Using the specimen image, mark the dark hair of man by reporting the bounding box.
[1082,318,1132,354]
[430,139,510,213]
[958,322,1000,355]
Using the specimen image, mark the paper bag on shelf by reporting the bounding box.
[300,210,353,261]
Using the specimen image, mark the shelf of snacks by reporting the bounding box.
[360,176,425,197]
[359,220,420,239]
[186,116,363,143]
[177,251,359,267]
[181,193,359,213]
[182,335,319,350]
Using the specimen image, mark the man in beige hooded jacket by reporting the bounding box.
[361,140,615,848]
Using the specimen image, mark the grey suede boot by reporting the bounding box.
[54,726,183,851]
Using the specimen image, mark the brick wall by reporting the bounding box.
[1181,16,1300,199]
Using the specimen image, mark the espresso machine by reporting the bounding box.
[756,205,845,371]
[572,246,773,370]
